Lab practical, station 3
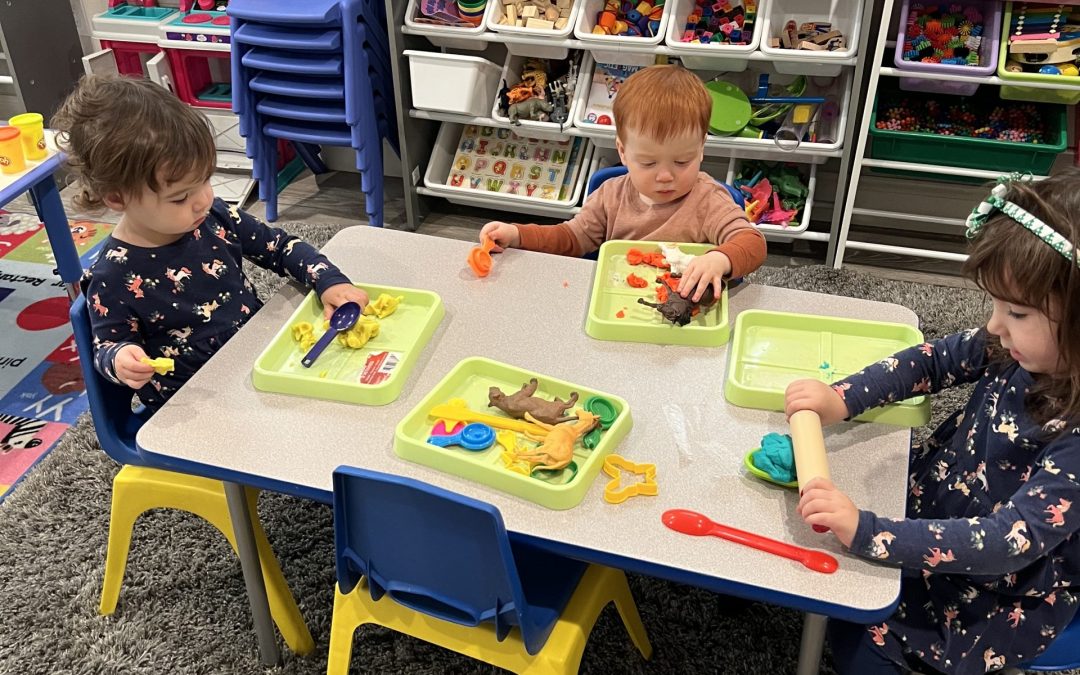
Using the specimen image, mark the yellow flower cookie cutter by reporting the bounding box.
[602,454,658,504]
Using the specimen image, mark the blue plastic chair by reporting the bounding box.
[1016,616,1080,671]
[327,467,652,672]
[68,296,314,653]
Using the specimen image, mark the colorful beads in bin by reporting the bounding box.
[900,3,985,66]
[875,95,1048,144]
[678,0,755,45]
[592,0,665,37]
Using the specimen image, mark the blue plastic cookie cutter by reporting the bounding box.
[427,422,496,451]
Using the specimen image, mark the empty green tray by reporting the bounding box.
[585,240,730,346]
[252,284,444,406]
[724,310,930,427]
[394,357,632,510]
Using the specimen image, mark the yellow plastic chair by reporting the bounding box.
[326,467,652,674]
[70,296,314,655]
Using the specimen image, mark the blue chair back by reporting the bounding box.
[69,294,150,467]
[332,467,584,654]
[1023,615,1080,671]
[585,164,746,208]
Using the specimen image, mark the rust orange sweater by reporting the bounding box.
[515,172,767,277]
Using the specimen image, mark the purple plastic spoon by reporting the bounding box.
[301,302,361,368]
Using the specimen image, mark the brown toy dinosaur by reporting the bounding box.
[637,277,718,326]
[488,378,579,425]
[513,410,599,471]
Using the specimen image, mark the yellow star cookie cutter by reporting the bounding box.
[602,454,658,504]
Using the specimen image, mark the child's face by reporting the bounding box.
[114,171,215,245]
[616,128,704,205]
[987,297,1062,374]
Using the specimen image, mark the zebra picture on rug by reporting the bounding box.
[0,414,46,453]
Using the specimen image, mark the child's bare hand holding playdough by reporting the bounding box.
[115,344,156,389]
[479,221,519,252]
[797,477,858,548]
[784,379,848,426]
[320,283,370,320]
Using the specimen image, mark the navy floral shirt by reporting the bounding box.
[835,328,1080,675]
[80,198,350,412]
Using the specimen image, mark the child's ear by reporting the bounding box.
[615,137,626,165]
[101,191,126,212]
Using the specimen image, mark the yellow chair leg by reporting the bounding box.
[607,569,653,660]
[327,585,362,675]
[99,465,314,655]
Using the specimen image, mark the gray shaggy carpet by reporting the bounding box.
[0,229,1006,675]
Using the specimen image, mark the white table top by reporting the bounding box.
[138,226,915,619]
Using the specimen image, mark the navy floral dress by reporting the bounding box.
[80,198,350,412]
[834,328,1080,674]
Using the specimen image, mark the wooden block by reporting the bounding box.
[799,40,828,51]
[521,4,538,18]
[780,28,794,48]
[807,29,842,45]
[525,16,555,29]
[557,0,571,7]
[555,16,568,29]
[768,36,781,48]
[506,4,517,23]
[559,7,571,16]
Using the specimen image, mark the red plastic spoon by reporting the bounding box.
[662,509,838,574]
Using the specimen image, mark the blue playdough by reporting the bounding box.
[752,433,797,483]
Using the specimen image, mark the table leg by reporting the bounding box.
[28,174,80,300]
[223,481,281,666]
[796,612,828,675]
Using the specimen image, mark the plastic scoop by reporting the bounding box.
[427,422,496,451]
[468,236,497,277]
[301,302,361,368]
[661,508,838,574]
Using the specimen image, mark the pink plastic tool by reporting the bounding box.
[662,508,838,574]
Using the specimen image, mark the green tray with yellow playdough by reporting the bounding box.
[585,240,729,347]
[252,284,444,406]
[724,309,930,427]
[394,357,632,510]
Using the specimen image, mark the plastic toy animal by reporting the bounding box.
[514,410,599,471]
[497,79,511,116]
[509,96,553,125]
[637,279,717,326]
[488,378,579,425]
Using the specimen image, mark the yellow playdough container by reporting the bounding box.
[8,113,45,160]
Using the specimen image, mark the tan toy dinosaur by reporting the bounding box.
[513,409,598,471]
[488,378,579,425]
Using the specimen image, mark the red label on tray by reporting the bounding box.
[360,351,401,385]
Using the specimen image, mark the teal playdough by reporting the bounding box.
[752,433,796,484]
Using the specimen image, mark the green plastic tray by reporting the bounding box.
[724,310,930,427]
[394,357,632,510]
[252,284,444,406]
[585,240,729,346]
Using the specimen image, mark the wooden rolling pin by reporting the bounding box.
[789,409,831,533]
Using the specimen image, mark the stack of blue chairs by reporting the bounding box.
[228,0,398,226]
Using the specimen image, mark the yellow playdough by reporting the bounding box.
[291,321,317,351]
[363,293,404,319]
[336,316,381,349]
[140,357,175,376]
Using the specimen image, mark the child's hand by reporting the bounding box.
[785,379,849,426]
[797,477,859,548]
[679,250,730,303]
[114,344,156,390]
[320,283,369,321]
[479,221,519,252]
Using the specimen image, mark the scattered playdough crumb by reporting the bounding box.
[656,285,669,303]
[562,280,569,288]
[752,433,797,483]
[291,321,318,351]
[616,309,626,319]
[363,293,403,319]
[140,357,174,375]
[319,371,328,378]
[626,273,648,288]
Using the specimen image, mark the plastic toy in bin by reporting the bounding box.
[767,19,845,52]
[496,54,581,128]
[496,0,574,29]
[1004,3,1080,76]
[677,0,756,45]
[899,4,985,67]
[591,0,665,36]
[875,94,1050,144]
[734,160,808,227]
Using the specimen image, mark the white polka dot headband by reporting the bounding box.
[966,174,1079,268]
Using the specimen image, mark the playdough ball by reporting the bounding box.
[752,432,797,483]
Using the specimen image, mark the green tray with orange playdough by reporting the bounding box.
[394,357,632,510]
[585,240,730,346]
[252,283,444,406]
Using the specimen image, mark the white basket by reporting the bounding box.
[758,0,861,77]
[424,122,595,210]
[664,0,769,72]
[403,0,494,50]
[724,157,816,235]
[491,51,589,141]
[487,0,582,58]
[405,50,503,116]
[569,55,623,148]
[573,0,671,63]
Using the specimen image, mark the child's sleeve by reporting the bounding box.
[516,181,610,257]
[217,200,351,295]
[79,271,144,386]
[849,434,1080,576]
[700,190,767,277]
[833,328,991,420]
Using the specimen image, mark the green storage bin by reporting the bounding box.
[724,309,931,427]
[394,357,632,510]
[997,2,1080,105]
[585,240,729,347]
[252,284,444,406]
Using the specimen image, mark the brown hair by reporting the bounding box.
[51,74,216,210]
[613,64,711,143]
[962,171,1080,430]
